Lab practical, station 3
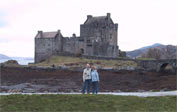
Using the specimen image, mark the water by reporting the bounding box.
[0,57,34,65]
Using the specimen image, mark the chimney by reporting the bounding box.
[72,33,76,37]
[87,15,92,19]
[38,30,43,37]
[107,13,111,19]
[57,30,60,33]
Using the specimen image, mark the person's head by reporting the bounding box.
[91,65,95,70]
[86,64,90,69]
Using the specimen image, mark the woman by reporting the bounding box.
[91,66,99,94]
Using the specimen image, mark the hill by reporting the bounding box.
[0,53,11,59]
[126,43,177,59]
[31,56,137,68]
[0,53,34,65]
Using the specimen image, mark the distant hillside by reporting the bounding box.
[0,53,34,65]
[126,43,177,59]
[139,43,163,50]
[0,54,11,59]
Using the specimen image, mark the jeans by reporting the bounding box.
[82,79,91,94]
[92,81,98,94]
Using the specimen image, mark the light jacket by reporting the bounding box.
[83,68,91,81]
[91,70,99,82]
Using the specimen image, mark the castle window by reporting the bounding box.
[87,40,91,43]
[81,48,84,54]
[79,38,84,41]
[87,44,92,47]
[43,44,45,46]
[48,44,50,46]
[110,34,112,39]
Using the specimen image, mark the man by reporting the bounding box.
[82,64,91,94]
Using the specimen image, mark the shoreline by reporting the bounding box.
[0,91,177,97]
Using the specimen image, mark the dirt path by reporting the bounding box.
[0,91,177,97]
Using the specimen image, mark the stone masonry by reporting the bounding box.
[35,13,119,63]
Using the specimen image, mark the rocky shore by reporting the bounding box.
[0,66,176,93]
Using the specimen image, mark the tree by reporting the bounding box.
[119,50,126,57]
[141,45,177,59]
[161,45,176,59]
[142,48,161,59]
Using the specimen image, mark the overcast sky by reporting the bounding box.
[0,0,177,57]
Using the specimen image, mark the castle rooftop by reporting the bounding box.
[35,30,61,38]
[84,13,113,25]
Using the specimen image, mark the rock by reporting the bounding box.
[137,90,145,92]
[7,89,12,93]
[160,88,168,92]
[70,90,75,93]
[3,60,19,66]
[0,87,8,92]
[114,90,121,92]
[44,91,48,93]
[22,89,35,93]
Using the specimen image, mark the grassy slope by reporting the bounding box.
[0,95,176,112]
[31,56,137,68]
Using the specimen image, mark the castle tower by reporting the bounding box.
[80,13,119,57]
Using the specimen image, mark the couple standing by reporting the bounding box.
[82,64,100,94]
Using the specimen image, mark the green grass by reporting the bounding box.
[30,56,137,68]
[136,57,156,60]
[0,95,176,112]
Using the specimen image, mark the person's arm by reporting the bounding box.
[89,69,92,79]
[83,69,85,82]
[96,71,99,82]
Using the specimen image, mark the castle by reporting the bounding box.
[35,13,119,63]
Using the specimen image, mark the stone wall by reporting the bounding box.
[80,23,119,57]
[35,32,63,63]
[79,13,119,57]
[35,38,55,63]
[135,59,177,72]
[54,32,63,53]
[62,36,85,55]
